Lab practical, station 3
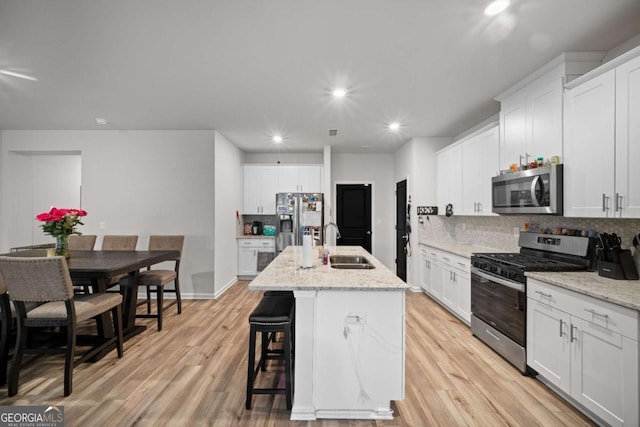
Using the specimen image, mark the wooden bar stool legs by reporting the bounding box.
[246,295,294,410]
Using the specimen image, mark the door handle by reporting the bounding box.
[559,319,565,337]
[530,176,541,207]
[570,324,578,343]
[367,231,372,235]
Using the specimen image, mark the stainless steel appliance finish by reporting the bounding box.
[470,232,594,374]
[275,193,324,253]
[492,164,563,215]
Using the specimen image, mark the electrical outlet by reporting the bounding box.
[513,227,520,236]
[99,221,106,230]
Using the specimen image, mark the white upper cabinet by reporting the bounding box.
[242,166,278,215]
[276,165,323,193]
[462,125,499,215]
[498,69,564,169]
[436,143,463,216]
[496,52,604,170]
[564,70,616,217]
[615,54,640,217]
[564,48,640,218]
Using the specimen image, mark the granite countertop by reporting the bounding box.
[419,240,509,259]
[237,235,275,239]
[526,271,640,312]
[248,245,409,291]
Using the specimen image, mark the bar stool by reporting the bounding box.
[246,294,295,410]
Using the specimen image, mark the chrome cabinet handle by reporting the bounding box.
[559,319,565,337]
[602,193,609,212]
[615,193,623,213]
[584,308,609,319]
[535,290,552,298]
[570,325,578,343]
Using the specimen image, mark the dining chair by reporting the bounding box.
[69,235,98,294]
[68,234,97,251]
[0,256,124,396]
[102,235,139,287]
[136,235,184,331]
[101,235,138,251]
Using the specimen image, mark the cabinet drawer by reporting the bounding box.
[528,278,639,340]
[238,239,275,249]
[439,253,470,273]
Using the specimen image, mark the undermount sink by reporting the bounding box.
[329,255,375,269]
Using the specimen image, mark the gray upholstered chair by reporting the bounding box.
[102,235,138,286]
[68,234,97,251]
[101,235,138,251]
[137,235,184,331]
[0,256,124,396]
[69,235,98,294]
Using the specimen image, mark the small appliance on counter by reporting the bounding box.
[252,221,263,235]
[595,233,639,280]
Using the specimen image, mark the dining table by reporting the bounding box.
[3,249,179,360]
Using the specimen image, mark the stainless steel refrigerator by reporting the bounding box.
[275,193,324,253]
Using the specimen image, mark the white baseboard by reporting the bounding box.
[136,277,238,301]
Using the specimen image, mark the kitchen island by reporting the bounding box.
[249,245,409,420]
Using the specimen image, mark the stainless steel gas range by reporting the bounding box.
[470,232,596,373]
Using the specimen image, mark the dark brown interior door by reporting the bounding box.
[396,180,407,281]
[336,184,372,253]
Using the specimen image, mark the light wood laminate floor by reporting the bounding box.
[0,282,595,426]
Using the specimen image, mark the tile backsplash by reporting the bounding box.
[418,215,640,252]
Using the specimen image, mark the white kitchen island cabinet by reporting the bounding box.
[249,245,408,421]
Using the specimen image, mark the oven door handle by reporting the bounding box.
[471,267,525,293]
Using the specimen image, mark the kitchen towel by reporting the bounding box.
[302,234,313,268]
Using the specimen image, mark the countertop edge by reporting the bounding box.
[526,271,640,312]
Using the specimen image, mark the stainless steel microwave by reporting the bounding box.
[492,165,563,215]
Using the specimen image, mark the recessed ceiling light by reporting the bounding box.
[484,0,510,16]
[388,122,400,131]
[332,88,347,98]
[95,117,109,125]
[272,135,283,143]
[0,69,38,81]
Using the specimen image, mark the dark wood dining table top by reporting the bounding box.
[66,250,180,280]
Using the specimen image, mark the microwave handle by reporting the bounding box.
[530,176,542,207]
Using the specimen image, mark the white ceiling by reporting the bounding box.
[1,1,639,153]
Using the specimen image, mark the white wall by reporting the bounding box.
[213,131,243,297]
[0,130,216,298]
[331,152,395,269]
[394,137,451,287]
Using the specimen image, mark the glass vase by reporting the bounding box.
[55,235,70,258]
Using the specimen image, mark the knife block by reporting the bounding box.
[598,261,626,280]
[598,250,639,280]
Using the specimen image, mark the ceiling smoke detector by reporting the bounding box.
[328,129,338,137]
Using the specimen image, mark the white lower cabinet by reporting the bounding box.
[420,245,470,324]
[527,278,639,426]
[238,239,275,278]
